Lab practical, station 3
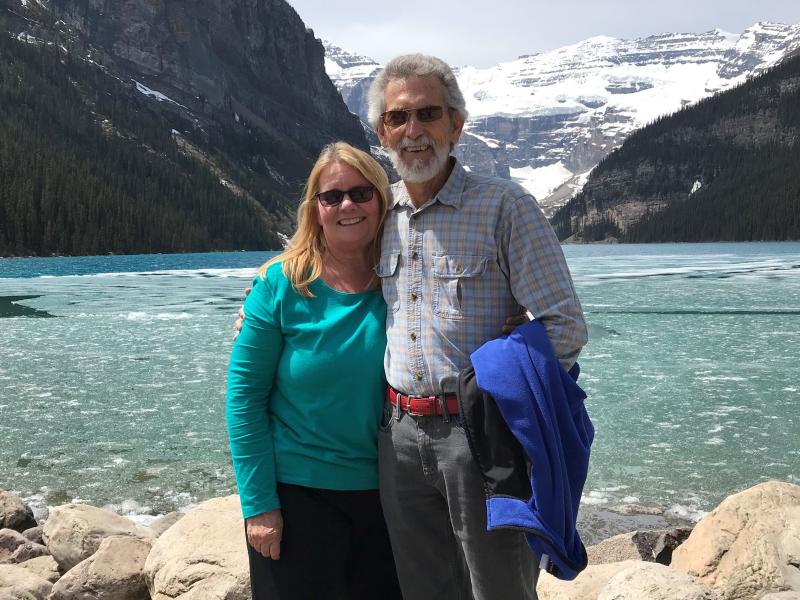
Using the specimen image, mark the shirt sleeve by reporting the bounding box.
[502,194,588,370]
[225,273,283,519]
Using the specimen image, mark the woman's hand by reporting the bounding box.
[246,509,283,560]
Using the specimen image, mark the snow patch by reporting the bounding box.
[510,162,574,200]
[133,81,185,108]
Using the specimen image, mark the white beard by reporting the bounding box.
[387,136,451,184]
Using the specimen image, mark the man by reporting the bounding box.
[234,54,587,599]
[368,54,587,600]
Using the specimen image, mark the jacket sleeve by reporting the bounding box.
[501,194,588,370]
[226,273,284,519]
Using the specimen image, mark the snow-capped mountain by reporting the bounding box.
[323,22,800,216]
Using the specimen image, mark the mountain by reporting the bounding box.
[550,53,800,243]
[323,23,800,216]
[0,0,367,256]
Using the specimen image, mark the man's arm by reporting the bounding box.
[501,194,588,369]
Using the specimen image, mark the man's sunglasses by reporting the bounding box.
[314,186,375,207]
[380,105,446,128]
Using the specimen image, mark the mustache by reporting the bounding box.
[398,136,434,149]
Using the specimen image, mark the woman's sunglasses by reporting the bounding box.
[380,105,446,128]
[315,186,375,207]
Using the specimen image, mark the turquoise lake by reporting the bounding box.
[1,243,798,540]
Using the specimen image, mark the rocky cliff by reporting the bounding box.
[0,0,368,255]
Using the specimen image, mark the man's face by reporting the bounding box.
[377,75,465,184]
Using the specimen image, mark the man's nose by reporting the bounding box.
[403,114,426,138]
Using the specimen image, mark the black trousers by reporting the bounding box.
[247,483,402,600]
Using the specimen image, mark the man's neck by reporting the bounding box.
[404,159,455,209]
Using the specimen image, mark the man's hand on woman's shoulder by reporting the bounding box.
[232,287,251,341]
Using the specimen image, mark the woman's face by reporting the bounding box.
[315,161,382,255]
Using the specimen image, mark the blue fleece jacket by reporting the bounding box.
[470,320,594,580]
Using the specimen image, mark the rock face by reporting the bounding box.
[0,563,53,599]
[597,562,719,600]
[42,504,155,572]
[145,495,249,600]
[49,535,152,600]
[672,481,800,600]
[43,0,367,181]
[587,528,693,566]
[0,491,37,532]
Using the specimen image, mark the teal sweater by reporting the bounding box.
[226,262,387,519]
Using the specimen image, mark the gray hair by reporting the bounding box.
[367,54,469,129]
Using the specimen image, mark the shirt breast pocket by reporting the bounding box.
[432,254,489,320]
[375,251,401,313]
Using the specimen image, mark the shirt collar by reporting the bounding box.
[390,157,467,211]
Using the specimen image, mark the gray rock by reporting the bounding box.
[49,535,152,600]
[587,528,693,566]
[0,491,37,533]
[149,511,184,537]
[0,528,27,563]
[22,525,44,545]
[10,541,49,564]
[42,504,155,572]
[0,563,53,599]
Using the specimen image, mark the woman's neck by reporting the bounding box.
[321,248,374,293]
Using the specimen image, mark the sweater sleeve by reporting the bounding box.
[226,272,284,518]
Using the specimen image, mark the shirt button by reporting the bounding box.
[415,372,423,381]
[410,332,417,341]
[410,293,417,301]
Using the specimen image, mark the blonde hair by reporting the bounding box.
[257,142,390,297]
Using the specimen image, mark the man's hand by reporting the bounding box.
[232,287,251,341]
[502,311,532,335]
[246,508,283,560]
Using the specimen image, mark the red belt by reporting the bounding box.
[387,386,459,416]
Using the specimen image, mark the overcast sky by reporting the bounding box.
[287,0,800,68]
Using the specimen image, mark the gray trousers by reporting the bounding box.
[378,403,538,600]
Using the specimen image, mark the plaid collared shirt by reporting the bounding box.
[377,159,587,396]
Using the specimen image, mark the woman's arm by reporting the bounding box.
[226,275,284,519]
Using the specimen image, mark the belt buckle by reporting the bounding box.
[404,394,425,417]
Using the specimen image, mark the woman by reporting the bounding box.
[226,142,401,600]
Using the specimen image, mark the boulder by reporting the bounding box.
[42,504,155,571]
[149,511,184,537]
[22,525,44,545]
[16,555,61,583]
[145,495,249,600]
[597,562,720,599]
[0,563,53,599]
[0,528,27,563]
[538,560,640,600]
[587,528,693,565]
[49,535,152,600]
[0,491,37,532]
[672,481,800,600]
[10,541,49,563]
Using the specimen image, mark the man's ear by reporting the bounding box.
[449,111,465,145]
[376,123,388,147]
